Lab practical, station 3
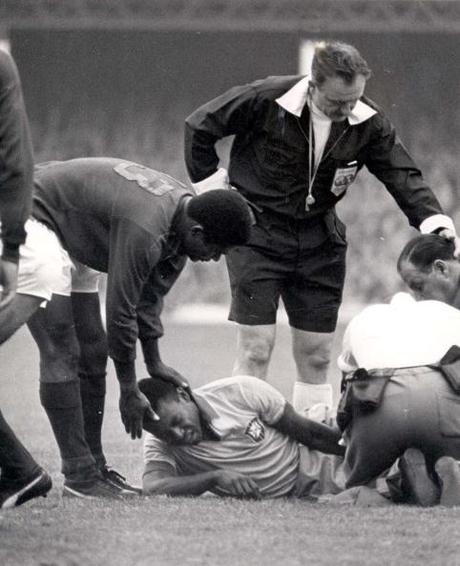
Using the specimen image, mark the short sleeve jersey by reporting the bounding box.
[143,376,300,497]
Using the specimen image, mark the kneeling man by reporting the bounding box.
[338,287,460,505]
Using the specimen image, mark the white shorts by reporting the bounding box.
[5,219,101,301]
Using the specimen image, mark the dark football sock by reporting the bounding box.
[0,409,40,482]
[79,372,107,470]
[39,380,98,483]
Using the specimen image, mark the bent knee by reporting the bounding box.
[306,350,332,372]
[239,335,274,366]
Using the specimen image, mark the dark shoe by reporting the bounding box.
[399,448,440,506]
[0,470,52,509]
[434,456,460,507]
[100,466,142,494]
[63,477,134,500]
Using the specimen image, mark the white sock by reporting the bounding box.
[292,382,333,413]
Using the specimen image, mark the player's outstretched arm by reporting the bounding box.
[273,403,345,457]
[143,463,260,499]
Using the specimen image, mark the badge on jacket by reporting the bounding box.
[331,161,358,196]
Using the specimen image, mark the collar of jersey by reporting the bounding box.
[192,391,226,440]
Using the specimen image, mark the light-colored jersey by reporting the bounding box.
[143,376,300,498]
[338,292,460,372]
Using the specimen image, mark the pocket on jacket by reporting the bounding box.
[324,211,347,246]
[437,392,460,437]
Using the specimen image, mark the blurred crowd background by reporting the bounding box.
[2,0,460,312]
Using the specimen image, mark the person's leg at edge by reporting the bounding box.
[0,293,53,506]
[27,294,100,487]
[0,409,41,482]
[232,324,276,379]
[291,328,334,414]
[0,294,44,480]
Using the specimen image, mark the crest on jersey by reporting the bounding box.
[245,418,265,442]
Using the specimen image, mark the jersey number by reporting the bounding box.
[114,162,176,196]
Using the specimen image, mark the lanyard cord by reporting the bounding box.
[306,111,319,208]
[303,105,350,211]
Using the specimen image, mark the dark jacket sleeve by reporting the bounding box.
[136,256,186,344]
[105,219,162,362]
[364,113,443,228]
[0,50,34,261]
[184,83,260,183]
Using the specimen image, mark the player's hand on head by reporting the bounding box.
[216,470,261,499]
[119,387,159,439]
[148,361,190,390]
[438,228,460,259]
[0,259,19,309]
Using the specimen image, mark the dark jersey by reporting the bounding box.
[32,158,191,362]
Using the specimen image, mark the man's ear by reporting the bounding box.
[433,259,450,276]
[177,387,192,402]
[190,224,205,238]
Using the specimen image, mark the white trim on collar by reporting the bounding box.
[275,75,377,125]
[275,76,310,117]
[347,100,377,125]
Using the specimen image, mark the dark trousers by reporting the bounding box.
[345,367,460,487]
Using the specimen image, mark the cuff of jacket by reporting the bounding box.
[419,214,456,235]
[191,168,229,194]
[1,241,20,263]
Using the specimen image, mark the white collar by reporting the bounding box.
[275,75,377,125]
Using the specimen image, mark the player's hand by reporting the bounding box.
[0,259,19,310]
[147,361,189,390]
[438,228,460,259]
[119,387,158,439]
[215,470,261,499]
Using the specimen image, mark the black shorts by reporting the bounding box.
[226,210,347,333]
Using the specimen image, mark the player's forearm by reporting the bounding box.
[113,359,137,391]
[275,403,345,456]
[304,422,345,457]
[141,337,162,372]
[290,415,344,456]
[142,471,220,496]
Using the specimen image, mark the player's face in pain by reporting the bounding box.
[145,389,204,445]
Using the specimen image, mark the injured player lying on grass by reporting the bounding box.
[141,375,347,499]
[140,374,460,505]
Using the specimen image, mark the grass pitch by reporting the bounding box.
[1,322,459,566]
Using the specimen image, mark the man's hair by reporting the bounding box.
[311,41,372,86]
[188,189,252,247]
[138,377,179,412]
[397,234,455,274]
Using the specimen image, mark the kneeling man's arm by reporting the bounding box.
[143,462,260,498]
[273,403,345,457]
